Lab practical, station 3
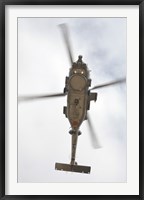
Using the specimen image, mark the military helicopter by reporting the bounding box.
[19,24,126,174]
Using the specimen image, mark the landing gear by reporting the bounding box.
[63,87,68,93]
[69,129,82,135]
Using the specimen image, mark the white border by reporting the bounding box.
[5,5,139,195]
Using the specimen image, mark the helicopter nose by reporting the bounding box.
[78,55,83,61]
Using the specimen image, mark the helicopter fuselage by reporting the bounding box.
[63,56,97,134]
[56,56,125,172]
[62,55,97,166]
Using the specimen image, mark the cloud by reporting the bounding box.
[18,17,127,183]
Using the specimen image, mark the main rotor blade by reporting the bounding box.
[87,113,101,149]
[59,23,73,65]
[90,78,126,91]
[18,93,66,103]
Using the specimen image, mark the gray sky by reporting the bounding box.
[18,17,126,183]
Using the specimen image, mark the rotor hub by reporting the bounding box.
[69,74,87,91]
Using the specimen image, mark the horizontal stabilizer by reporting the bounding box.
[55,163,91,174]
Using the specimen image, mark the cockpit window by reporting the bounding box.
[73,69,85,75]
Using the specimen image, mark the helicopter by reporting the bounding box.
[19,24,126,174]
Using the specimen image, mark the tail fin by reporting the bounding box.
[55,163,91,174]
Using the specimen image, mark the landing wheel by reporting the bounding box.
[69,130,75,135]
[63,87,67,93]
[78,131,82,135]
[69,130,82,135]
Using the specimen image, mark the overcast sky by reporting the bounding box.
[18,17,127,183]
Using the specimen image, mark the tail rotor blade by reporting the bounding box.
[90,78,126,91]
[59,23,73,65]
[87,113,101,149]
[18,93,66,103]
